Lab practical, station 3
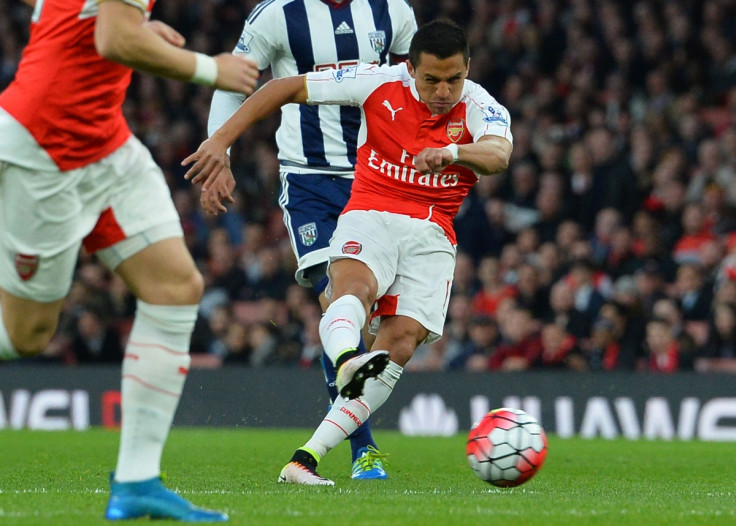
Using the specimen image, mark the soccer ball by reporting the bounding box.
[466,408,548,487]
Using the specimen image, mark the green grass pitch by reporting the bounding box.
[0,428,734,525]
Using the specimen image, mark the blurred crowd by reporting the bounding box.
[2,0,736,373]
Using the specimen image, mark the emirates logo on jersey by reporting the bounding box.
[367,149,460,188]
[446,119,465,143]
[15,253,39,281]
[342,241,362,255]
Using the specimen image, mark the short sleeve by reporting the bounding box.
[233,2,280,70]
[464,81,513,144]
[306,63,396,107]
[388,0,418,56]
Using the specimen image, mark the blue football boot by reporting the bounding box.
[351,446,388,480]
[105,474,228,522]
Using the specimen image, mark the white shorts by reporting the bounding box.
[0,136,182,302]
[327,210,456,344]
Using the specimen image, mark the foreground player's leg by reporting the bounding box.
[278,360,403,485]
[106,300,227,522]
[107,237,226,522]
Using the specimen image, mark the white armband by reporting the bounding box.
[444,143,459,162]
[192,53,218,86]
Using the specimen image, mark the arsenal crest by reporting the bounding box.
[15,253,39,281]
[342,241,362,255]
[446,119,465,143]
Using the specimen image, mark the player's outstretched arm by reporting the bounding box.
[182,75,308,185]
[415,135,513,176]
[95,0,259,94]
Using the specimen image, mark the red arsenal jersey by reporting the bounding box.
[0,0,153,171]
[306,63,512,244]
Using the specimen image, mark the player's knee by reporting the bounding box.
[332,284,374,309]
[148,266,204,305]
[9,321,57,357]
[177,268,205,304]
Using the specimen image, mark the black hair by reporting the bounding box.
[409,19,469,67]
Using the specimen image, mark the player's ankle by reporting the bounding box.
[335,348,358,370]
[292,448,320,469]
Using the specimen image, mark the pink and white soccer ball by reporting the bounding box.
[466,408,548,487]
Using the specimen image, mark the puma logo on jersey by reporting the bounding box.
[335,21,354,35]
[382,100,403,121]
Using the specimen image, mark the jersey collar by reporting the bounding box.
[319,0,353,8]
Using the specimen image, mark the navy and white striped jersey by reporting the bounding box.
[208,0,417,175]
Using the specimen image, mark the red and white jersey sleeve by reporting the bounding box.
[306,62,512,245]
[463,81,513,143]
[0,0,153,171]
[306,63,400,106]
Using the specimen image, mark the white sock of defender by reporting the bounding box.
[318,294,366,364]
[0,304,20,360]
[114,300,197,483]
[303,360,403,459]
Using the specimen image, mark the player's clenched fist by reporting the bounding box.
[213,54,259,95]
[414,146,454,174]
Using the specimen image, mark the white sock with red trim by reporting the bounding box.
[114,300,197,483]
[319,294,365,365]
[303,360,403,459]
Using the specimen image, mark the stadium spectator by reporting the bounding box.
[456,315,502,372]
[68,306,125,364]
[486,307,542,371]
[532,322,585,371]
[645,317,681,373]
[471,257,517,317]
[596,301,645,370]
[674,263,715,322]
[438,294,475,370]
[545,279,592,340]
[514,262,549,320]
[697,302,736,372]
[584,318,621,372]
[567,258,607,321]
[673,203,715,264]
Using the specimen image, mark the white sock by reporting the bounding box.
[0,304,20,360]
[318,294,365,364]
[303,360,403,459]
[114,300,197,483]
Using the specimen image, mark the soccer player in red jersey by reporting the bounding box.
[0,0,258,520]
[184,19,513,485]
